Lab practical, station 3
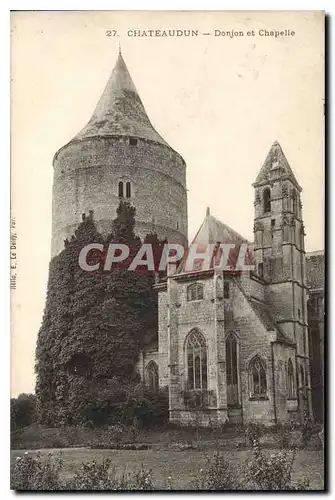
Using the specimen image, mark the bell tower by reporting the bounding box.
[253,141,312,418]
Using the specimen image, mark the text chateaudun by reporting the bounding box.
[126,29,295,38]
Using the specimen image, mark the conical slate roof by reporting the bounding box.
[254,141,301,189]
[73,52,169,146]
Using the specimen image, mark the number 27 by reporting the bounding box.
[106,30,118,37]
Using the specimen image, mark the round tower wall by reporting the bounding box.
[51,136,188,256]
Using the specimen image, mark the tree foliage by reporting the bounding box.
[35,203,161,426]
[11,393,37,430]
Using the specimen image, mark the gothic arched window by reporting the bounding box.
[263,188,271,213]
[118,181,124,198]
[287,358,295,399]
[187,283,204,301]
[249,355,267,398]
[145,361,159,392]
[186,329,207,390]
[126,181,131,198]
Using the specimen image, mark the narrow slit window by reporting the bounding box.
[263,188,271,213]
[292,190,297,216]
[258,263,264,278]
[118,181,124,198]
[224,282,230,299]
[287,359,295,399]
[126,182,131,198]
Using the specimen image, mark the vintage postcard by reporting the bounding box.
[10,10,325,491]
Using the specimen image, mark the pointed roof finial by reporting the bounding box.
[253,140,301,191]
[72,51,169,146]
[118,41,122,55]
[206,206,210,216]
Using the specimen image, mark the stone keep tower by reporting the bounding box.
[253,141,312,417]
[51,52,188,256]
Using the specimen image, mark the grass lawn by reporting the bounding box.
[11,447,324,490]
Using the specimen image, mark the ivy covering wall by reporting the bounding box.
[35,202,163,426]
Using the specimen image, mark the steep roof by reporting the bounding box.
[193,207,249,246]
[177,208,250,274]
[306,251,325,291]
[254,141,301,190]
[72,52,169,146]
[249,298,294,345]
[234,278,295,346]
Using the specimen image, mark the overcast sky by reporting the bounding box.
[11,11,324,395]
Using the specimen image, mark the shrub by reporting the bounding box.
[246,440,297,490]
[301,417,323,448]
[132,465,154,490]
[65,458,116,490]
[118,385,169,428]
[274,423,295,449]
[11,452,62,491]
[128,417,140,442]
[193,452,242,490]
[11,453,154,491]
[107,424,124,446]
[47,377,168,429]
[302,418,313,446]
[11,394,37,430]
[245,421,263,446]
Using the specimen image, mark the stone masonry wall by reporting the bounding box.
[52,136,188,255]
[272,342,298,423]
[229,278,276,424]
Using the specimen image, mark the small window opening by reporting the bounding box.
[298,308,301,319]
[118,181,124,198]
[224,282,230,299]
[292,190,297,216]
[258,263,264,278]
[126,181,131,198]
[129,137,138,146]
[287,359,295,399]
[187,283,204,301]
[263,188,271,213]
[271,219,275,228]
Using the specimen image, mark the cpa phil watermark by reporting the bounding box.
[78,242,255,274]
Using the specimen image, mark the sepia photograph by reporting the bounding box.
[10,10,325,491]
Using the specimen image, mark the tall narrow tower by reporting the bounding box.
[253,141,312,418]
[51,52,188,256]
